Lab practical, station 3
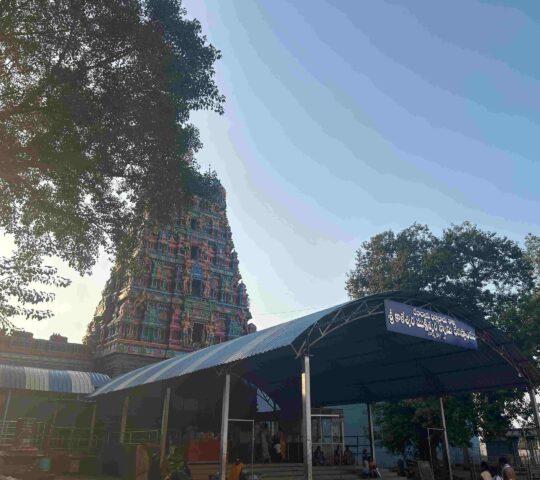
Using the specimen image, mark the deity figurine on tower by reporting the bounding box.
[117,299,133,322]
[182,260,192,293]
[180,314,192,346]
[203,273,211,298]
[205,322,215,346]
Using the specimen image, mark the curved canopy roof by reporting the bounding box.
[0,364,110,394]
[92,292,540,406]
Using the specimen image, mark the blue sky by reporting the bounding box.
[10,0,540,339]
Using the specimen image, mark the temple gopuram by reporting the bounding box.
[88,172,254,376]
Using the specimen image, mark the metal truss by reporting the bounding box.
[289,292,537,388]
[475,329,536,387]
[291,297,385,359]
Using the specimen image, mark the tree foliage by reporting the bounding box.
[347,223,539,456]
[346,222,533,318]
[374,397,478,458]
[0,249,70,331]
[0,0,224,328]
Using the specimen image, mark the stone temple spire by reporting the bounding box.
[88,171,253,377]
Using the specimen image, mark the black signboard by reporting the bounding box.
[384,300,477,350]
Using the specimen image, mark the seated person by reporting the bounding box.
[367,456,380,478]
[361,449,370,475]
[313,446,326,466]
[334,445,342,465]
[343,446,355,466]
[273,440,282,463]
[229,458,247,480]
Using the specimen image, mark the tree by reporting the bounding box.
[346,222,533,317]
[0,0,224,329]
[345,224,436,299]
[347,222,538,458]
[375,397,477,461]
[0,249,71,329]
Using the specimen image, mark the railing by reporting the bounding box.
[48,426,104,452]
[344,435,372,464]
[107,429,160,445]
[0,421,103,452]
[0,420,47,450]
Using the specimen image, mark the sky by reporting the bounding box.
[6,0,540,341]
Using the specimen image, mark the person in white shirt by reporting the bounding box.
[498,457,516,480]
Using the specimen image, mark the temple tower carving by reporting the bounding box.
[88,172,253,376]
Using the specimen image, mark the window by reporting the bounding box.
[192,323,204,345]
[191,279,202,297]
[160,269,169,291]
[210,243,217,265]
[150,263,160,289]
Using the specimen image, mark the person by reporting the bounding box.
[259,423,271,463]
[334,445,342,465]
[313,446,326,466]
[490,465,502,480]
[367,456,381,478]
[498,457,517,480]
[229,458,247,480]
[278,427,286,462]
[273,436,282,462]
[480,461,493,480]
[362,450,370,476]
[343,446,355,466]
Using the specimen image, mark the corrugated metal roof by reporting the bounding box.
[93,303,341,397]
[0,364,110,394]
[91,291,540,400]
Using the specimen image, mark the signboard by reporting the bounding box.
[384,300,477,350]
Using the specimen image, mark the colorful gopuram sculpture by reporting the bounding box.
[88,172,254,376]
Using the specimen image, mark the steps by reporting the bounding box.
[187,462,364,480]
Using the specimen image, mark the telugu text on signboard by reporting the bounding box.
[384,300,477,350]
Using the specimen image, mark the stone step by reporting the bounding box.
[188,462,364,480]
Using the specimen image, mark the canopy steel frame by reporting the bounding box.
[302,355,313,480]
[289,294,535,389]
[439,397,453,479]
[219,374,231,480]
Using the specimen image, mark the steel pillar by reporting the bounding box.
[160,387,172,466]
[1,389,11,438]
[367,403,376,463]
[219,374,231,480]
[529,386,540,445]
[120,396,129,444]
[88,402,97,448]
[302,355,313,480]
[439,397,453,479]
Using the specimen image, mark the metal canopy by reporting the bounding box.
[0,363,111,394]
[91,291,540,405]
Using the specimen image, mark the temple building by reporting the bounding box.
[88,173,254,377]
[0,331,93,372]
